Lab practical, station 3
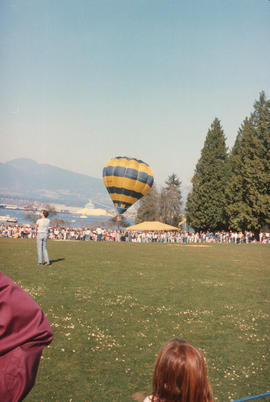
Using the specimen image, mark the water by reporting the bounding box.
[0,208,126,228]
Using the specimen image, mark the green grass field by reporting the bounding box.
[0,239,269,402]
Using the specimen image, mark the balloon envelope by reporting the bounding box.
[103,156,154,214]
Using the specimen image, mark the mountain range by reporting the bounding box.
[0,158,112,208]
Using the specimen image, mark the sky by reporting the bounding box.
[1,0,270,189]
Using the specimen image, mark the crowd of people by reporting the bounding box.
[1,223,270,243]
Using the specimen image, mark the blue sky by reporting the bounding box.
[1,0,270,189]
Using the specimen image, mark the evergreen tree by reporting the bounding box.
[185,118,229,232]
[24,202,57,223]
[225,91,270,239]
[135,184,160,223]
[160,174,182,226]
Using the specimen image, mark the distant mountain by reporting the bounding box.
[0,158,112,208]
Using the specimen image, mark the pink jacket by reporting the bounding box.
[0,273,53,401]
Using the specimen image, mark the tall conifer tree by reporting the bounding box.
[185,118,229,231]
[160,174,182,226]
[225,92,270,238]
[135,184,160,223]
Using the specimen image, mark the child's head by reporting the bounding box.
[42,210,49,218]
[152,339,213,402]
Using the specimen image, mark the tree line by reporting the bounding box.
[136,91,270,239]
[136,174,183,227]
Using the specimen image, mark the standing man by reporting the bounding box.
[36,210,50,266]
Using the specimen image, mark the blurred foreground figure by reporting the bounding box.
[0,273,53,402]
[144,339,213,402]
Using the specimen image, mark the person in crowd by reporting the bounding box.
[0,273,53,401]
[36,210,50,266]
[144,338,213,402]
[96,226,102,241]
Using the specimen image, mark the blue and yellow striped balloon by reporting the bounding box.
[103,156,154,214]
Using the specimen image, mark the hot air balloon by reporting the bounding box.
[103,156,154,215]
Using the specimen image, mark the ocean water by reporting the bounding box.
[0,208,127,228]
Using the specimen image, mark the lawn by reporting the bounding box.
[0,239,269,401]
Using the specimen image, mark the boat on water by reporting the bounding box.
[7,217,18,223]
[0,215,18,223]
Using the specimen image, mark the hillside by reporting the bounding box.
[0,158,111,208]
